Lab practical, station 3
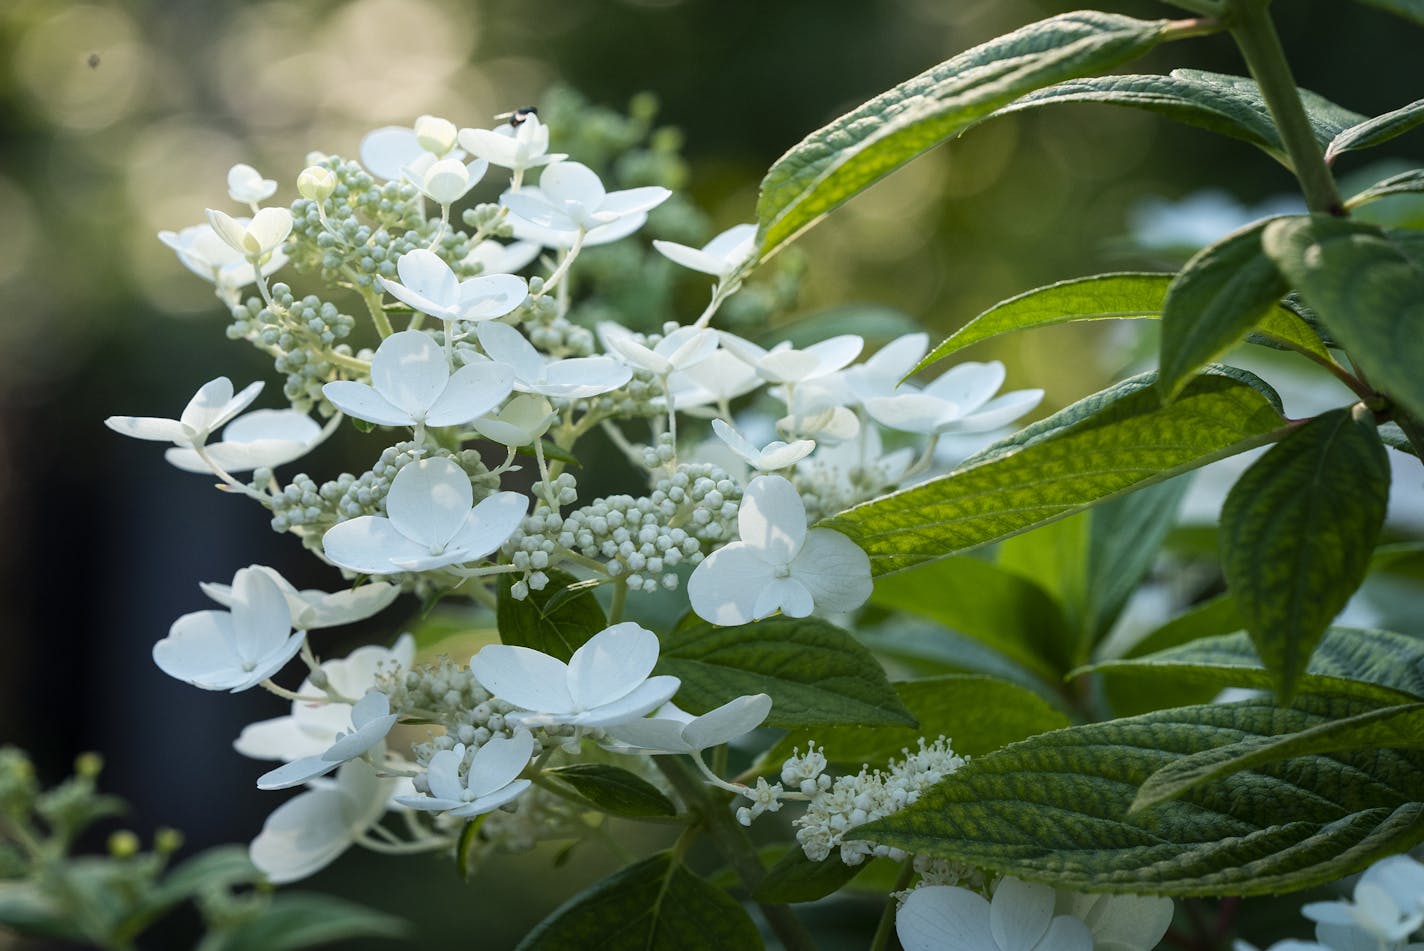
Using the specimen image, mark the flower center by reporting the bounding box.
[772,563,792,579]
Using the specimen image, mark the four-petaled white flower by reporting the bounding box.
[200,564,399,632]
[236,635,415,762]
[838,332,929,405]
[470,622,681,729]
[158,223,289,293]
[458,114,566,174]
[896,880,1094,951]
[653,223,757,281]
[322,456,527,574]
[322,330,514,430]
[164,408,324,474]
[866,360,1043,436]
[687,475,871,625]
[256,690,400,790]
[712,418,814,471]
[206,207,293,259]
[360,115,462,181]
[1303,853,1424,948]
[153,567,305,692]
[601,695,772,755]
[507,199,650,249]
[395,731,535,818]
[501,162,670,235]
[719,333,863,385]
[106,376,264,451]
[599,324,719,377]
[227,163,277,205]
[250,759,395,884]
[378,249,527,324]
[472,393,558,447]
[405,155,489,206]
[477,321,631,399]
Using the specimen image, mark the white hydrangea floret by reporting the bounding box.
[1302,853,1424,948]
[322,330,514,430]
[249,759,394,884]
[105,376,263,451]
[470,622,681,729]
[653,223,757,281]
[395,731,535,818]
[458,113,566,175]
[1053,890,1175,951]
[377,248,527,325]
[477,321,631,399]
[321,456,527,574]
[164,408,324,474]
[206,207,293,259]
[472,393,558,448]
[837,332,930,405]
[896,879,1093,951]
[719,332,863,386]
[687,475,871,625]
[201,564,400,632]
[599,324,719,377]
[405,155,489,206]
[601,694,772,755]
[255,690,399,790]
[157,223,289,294]
[359,115,462,181]
[501,162,670,235]
[464,238,542,276]
[226,163,277,205]
[152,567,304,692]
[711,418,814,472]
[867,360,1043,436]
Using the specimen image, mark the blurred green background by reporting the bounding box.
[1,0,1421,947]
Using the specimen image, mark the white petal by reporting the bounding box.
[321,516,430,574]
[476,321,546,384]
[465,729,535,797]
[227,568,293,666]
[758,348,823,383]
[755,439,816,471]
[531,357,631,398]
[801,334,864,378]
[205,210,248,255]
[896,886,996,951]
[184,377,263,435]
[866,393,956,434]
[360,126,425,181]
[234,716,329,761]
[320,381,416,427]
[470,644,575,714]
[105,415,188,443]
[445,490,528,562]
[246,207,293,255]
[1037,915,1094,951]
[926,360,1007,412]
[153,610,243,687]
[1083,894,1175,949]
[223,408,321,445]
[791,529,872,614]
[458,273,528,320]
[571,675,681,728]
[653,239,721,276]
[294,582,400,630]
[459,127,519,167]
[991,878,1055,951]
[384,456,475,552]
[739,475,807,564]
[422,157,480,204]
[257,755,338,791]
[567,622,661,711]
[711,418,759,463]
[601,717,694,754]
[539,162,606,211]
[595,185,671,219]
[424,746,467,801]
[227,163,277,203]
[501,190,569,231]
[753,577,814,619]
[659,327,719,370]
[681,694,773,750]
[369,330,449,420]
[686,542,770,626]
[425,361,514,426]
[448,778,531,817]
[249,783,356,883]
[954,389,1044,433]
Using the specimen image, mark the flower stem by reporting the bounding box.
[360,286,395,338]
[1226,0,1343,214]
[607,576,628,624]
[869,860,917,951]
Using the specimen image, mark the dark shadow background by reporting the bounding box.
[1,0,1421,946]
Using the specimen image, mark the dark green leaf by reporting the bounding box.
[1133,701,1424,813]
[1352,0,1424,27]
[1087,627,1424,706]
[544,764,678,818]
[857,694,1424,895]
[1221,409,1391,702]
[765,675,1070,769]
[824,368,1286,576]
[0,882,82,942]
[1082,477,1190,644]
[869,556,1073,679]
[1159,218,1292,398]
[1122,594,1242,659]
[206,893,408,951]
[517,852,762,951]
[1328,99,1424,162]
[1346,168,1424,210]
[658,615,915,728]
[916,272,1326,374]
[753,848,863,904]
[140,846,258,915]
[1264,216,1424,421]
[497,569,607,662]
[756,12,1169,258]
[515,440,582,467]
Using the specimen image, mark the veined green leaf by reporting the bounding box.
[1132,701,1424,814]
[658,615,915,728]
[869,556,1073,679]
[764,675,1070,771]
[1328,98,1424,162]
[1159,218,1293,398]
[1087,627,1424,706]
[856,694,1424,895]
[543,765,677,818]
[1346,168,1424,210]
[1264,216,1424,421]
[1120,594,1242,660]
[824,368,1286,576]
[517,853,762,951]
[755,12,1170,259]
[753,848,864,904]
[497,569,606,662]
[916,272,1327,374]
[1221,409,1391,703]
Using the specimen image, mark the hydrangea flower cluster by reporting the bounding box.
[108,100,1047,893]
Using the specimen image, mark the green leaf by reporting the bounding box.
[1264,215,1424,421]
[765,675,1070,770]
[753,848,863,904]
[1133,701,1424,814]
[139,846,259,917]
[1082,477,1190,644]
[517,852,762,951]
[856,693,1424,895]
[205,893,408,951]
[1121,594,1242,659]
[658,615,915,728]
[1159,218,1292,398]
[1220,408,1391,703]
[869,556,1073,679]
[515,439,582,468]
[497,569,607,662]
[544,764,678,818]
[1328,99,1424,162]
[755,11,1169,259]
[916,272,1326,373]
[1346,168,1424,210]
[762,304,922,350]
[1352,0,1424,27]
[1087,627,1424,706]
[824,368,1285,576]
[990,69,1364,168]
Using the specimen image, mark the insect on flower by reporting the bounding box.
[496,106,539,127]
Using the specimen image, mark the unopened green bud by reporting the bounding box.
[154,827,184,855]
[298,166,337,202]
[108,830,141,858]
[74,752,103,780]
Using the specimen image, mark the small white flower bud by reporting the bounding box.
[298,166,338,202]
